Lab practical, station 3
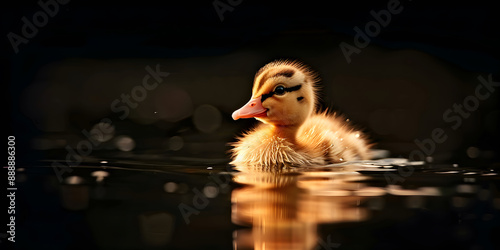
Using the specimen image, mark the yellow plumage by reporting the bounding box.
[230,60,371,170]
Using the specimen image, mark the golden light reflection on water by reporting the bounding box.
[231,166,379,250]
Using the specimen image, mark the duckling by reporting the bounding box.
[230,60,371,169]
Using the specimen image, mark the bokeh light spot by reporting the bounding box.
[154,85,193,122]
[466,147,480,158]
[168,136,184,151]
[193,104,222,133]
[116,135,135,151]
[65,176,85,185]
[91,122,115,142]
[203,184,219,198]
[164,182,178,193]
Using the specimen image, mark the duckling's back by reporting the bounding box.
[296,112,372,163]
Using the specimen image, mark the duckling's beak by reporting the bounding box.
[232,96,268,120]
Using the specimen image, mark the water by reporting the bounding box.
[14,157,500,249]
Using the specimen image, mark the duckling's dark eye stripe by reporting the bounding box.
[261,84,302,102]
[286,84,301,92]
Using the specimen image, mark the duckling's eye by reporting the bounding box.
[274,85,286,96]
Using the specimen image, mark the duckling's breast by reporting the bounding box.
[231,124,322,169]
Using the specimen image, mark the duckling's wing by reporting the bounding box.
[297,113,372,163]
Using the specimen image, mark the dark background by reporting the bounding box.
[3,1,500,167]
[2,1,500,249]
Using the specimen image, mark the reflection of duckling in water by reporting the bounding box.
[231,171,371,249]
[231,60,372,169]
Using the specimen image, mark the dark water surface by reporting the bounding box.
[15,157,500,250]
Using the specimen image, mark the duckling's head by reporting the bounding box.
[232,60,319,127]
